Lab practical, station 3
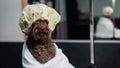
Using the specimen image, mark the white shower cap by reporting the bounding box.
[102,6,114,16]
[19,4,61,34]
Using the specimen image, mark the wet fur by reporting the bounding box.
[26,19,56,64]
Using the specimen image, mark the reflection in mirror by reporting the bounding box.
[94,0,120,40]
[95,6,115,40]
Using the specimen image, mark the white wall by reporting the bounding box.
[0,0,24,42]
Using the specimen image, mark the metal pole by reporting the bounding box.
[88,0,96,68]
[90,0,94,65]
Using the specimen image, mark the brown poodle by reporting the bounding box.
[26,19,56,64]
[20,4,74,68]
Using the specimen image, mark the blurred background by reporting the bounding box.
[0,0,120,68]
[0,0,120,41]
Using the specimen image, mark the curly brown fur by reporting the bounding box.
[26,19,56,64]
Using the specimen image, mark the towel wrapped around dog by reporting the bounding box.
[22,42,75,68]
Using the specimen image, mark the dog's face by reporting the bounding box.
[28,19,51,43]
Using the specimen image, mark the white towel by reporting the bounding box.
[22,42,75,68]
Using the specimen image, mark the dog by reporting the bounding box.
[26,19,56,64]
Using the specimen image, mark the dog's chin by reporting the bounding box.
[27,36,49,46]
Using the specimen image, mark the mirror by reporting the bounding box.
[94,0,120,40]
